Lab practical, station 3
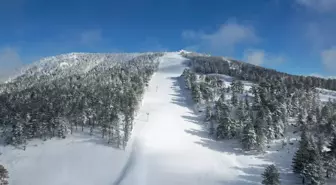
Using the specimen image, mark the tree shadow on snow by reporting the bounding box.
[221,165,268,185]
[70,129,124,150]
[168,76,246,156]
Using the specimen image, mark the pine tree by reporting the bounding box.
[57,120,67,139]
[261,164,280,185]
[235,100,245,137]
[11,121,26,146]
[303,139,325,185]
[292,130,310,174]
[255,113,267,151]
[216,102,233,139]
[0,164,9,185]
[191,83,201,104]
[241,116,257,150]
[264,107,275,141]
[231,92,238,107]
[205,104,212,121]
[325,135,336,178]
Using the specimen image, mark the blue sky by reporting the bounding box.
[0,0,336,79]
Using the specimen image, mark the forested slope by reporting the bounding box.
[0,52,162,148]
[181,52,336,185]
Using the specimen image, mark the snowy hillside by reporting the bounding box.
[0,52,336,185]
[6,52,142,84]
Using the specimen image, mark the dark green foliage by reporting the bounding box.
[292,130,310,174]
[182,53,336,91]
[0,164,9,185]
[180,52,336,184]
[261,165,280,185]
[0,53,161,147]
[241,116,257,150]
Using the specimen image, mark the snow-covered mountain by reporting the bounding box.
[0,51,336,185]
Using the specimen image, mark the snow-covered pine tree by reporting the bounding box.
[292,130,310,174]
[0,164,9,185]
[241,116,257,150]
[231,92,238,107]
[216,102,233,139]
[57,119,67,139]
[325,135,336,178]
[261,164,280,185]
[235,100,245,137]
[254,108,267,151]
[272,106,285,139]
[191,82,202,104]
[11,121,26,146]
[303,137,325,185]
[205,104,212,122]
[264,107,275,142]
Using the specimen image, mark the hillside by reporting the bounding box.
[0,52,335,185]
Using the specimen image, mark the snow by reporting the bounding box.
[0,131,128,185]
[205,73,254,92]
[115,52,295,185]
[317,88,336,102]
[1,52,335,185]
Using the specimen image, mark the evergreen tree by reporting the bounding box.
[325,135,336,178]
[0,165,8,185]
[303,139,325,185]
[261,164,280,185]
[205,104,212,121]
[235,100,245,137]
[292,130,310,174]
[264,107,275,142]
[241,116,257,150]
[11,121,26,146]
[191,83,202,104]
[216,102,233,139]
[231,92,238,107]
[254,109,267,151]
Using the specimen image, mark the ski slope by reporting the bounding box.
[115,52,276,185]
[3,52,333,185]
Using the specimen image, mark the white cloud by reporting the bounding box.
[296,0,336,12]
[243,49,265,66]
[80,30,102,46]
[321,46,336,73]
[182,20,258,55]
[243,49,285,66]
[310,73,336,79]
[0,47,23,81]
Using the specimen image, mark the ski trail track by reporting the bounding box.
[114,52,269,185]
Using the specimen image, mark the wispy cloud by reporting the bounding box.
[294,0,336,75]
[321,47,336,74]
[182,20,258,55]
[296,0,336,12]
[80,29,103,46]
[0,47,23,81]
[243,49,285,66]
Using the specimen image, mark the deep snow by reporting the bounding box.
[116,53,294,185]
[1,52,335,185]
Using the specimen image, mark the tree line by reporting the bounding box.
[182,53,336,91]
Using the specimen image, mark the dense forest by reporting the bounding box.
[181,53,336,185]
[0,53,162,149]
[181,52,336,91]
